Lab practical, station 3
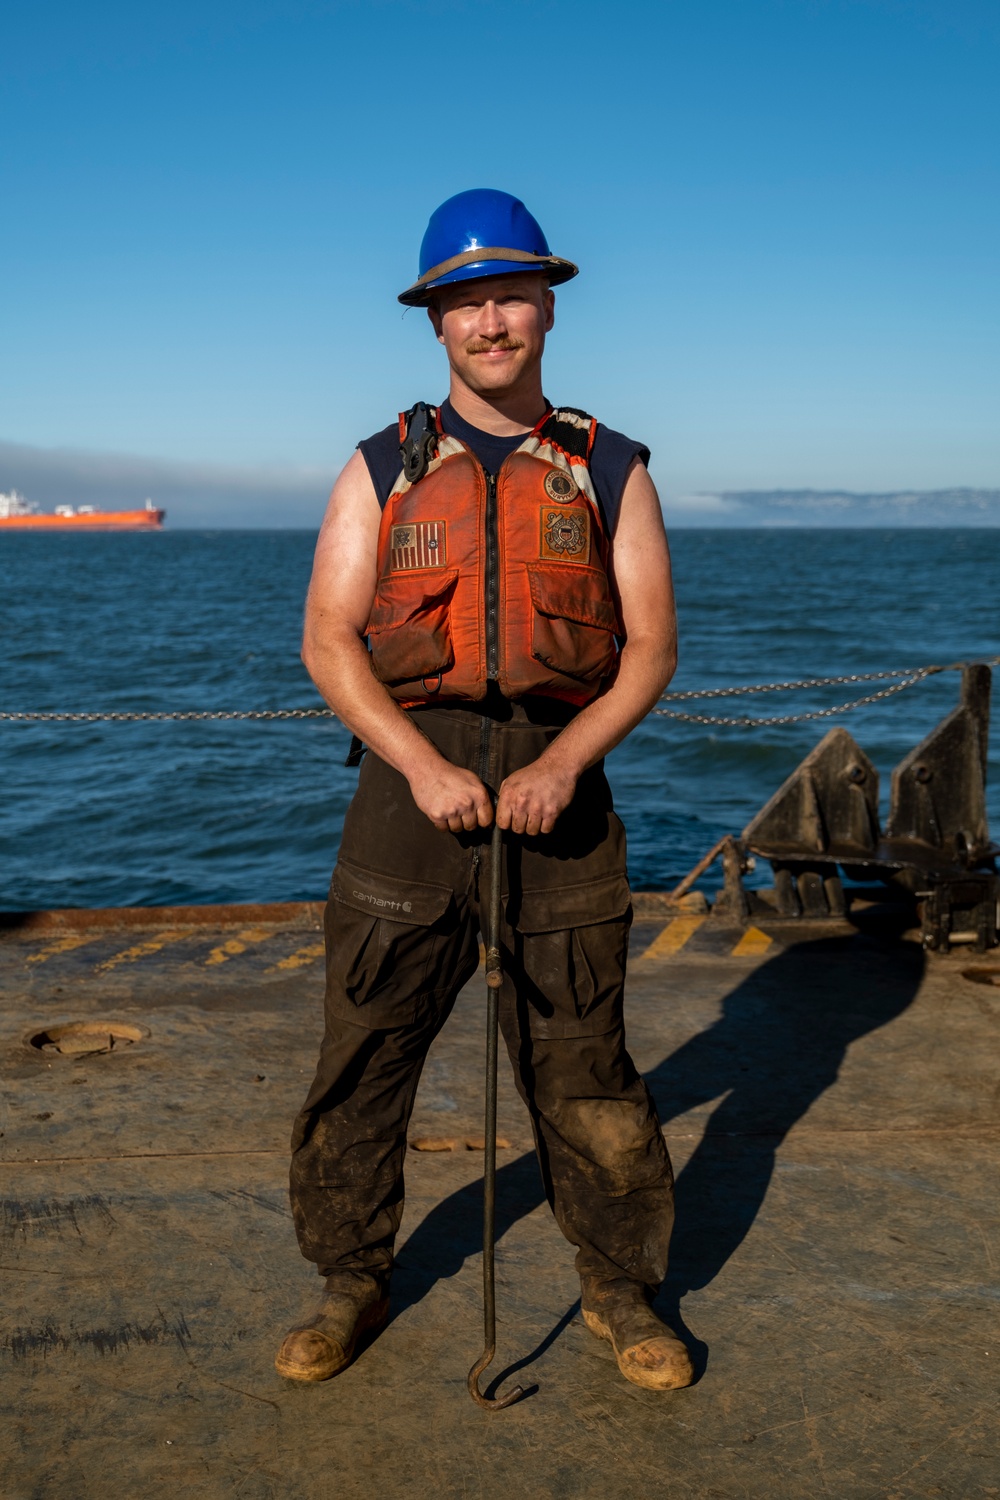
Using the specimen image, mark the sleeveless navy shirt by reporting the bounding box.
[358,399,649,535]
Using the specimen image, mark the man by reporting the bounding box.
[277,189,692,1393]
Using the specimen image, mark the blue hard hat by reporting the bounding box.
[398,188,578,307]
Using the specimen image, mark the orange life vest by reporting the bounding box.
[367,405,622,708]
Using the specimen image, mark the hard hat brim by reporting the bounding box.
[398,254,578,307]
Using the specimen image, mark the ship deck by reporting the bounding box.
[1,897,996,1499]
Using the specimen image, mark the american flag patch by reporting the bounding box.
[390,520,447,571]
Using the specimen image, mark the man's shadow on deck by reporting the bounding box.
[390,933,925,1376]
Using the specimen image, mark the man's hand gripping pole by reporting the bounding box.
[467,820,526,1411]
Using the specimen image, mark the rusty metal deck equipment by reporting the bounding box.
[736,663,999,951]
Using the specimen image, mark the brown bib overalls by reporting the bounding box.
[289,696,675,1298]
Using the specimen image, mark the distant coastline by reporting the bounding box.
[668,488,1000,527]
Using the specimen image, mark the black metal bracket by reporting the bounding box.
[400,402,439,486]
[738,665,998,950]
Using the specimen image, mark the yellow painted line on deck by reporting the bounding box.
[26,934,101,965]
[204,928,274,967]
[731,926,774,957]
[268,942,326,973]
[639,915,706,960]
[96,931,188,973]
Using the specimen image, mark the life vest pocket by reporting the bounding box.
[368,569,459,687]
[526,562,618,684]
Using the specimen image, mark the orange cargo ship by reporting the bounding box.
[0,492,165,529]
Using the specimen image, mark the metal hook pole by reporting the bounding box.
[467,820,525,1412]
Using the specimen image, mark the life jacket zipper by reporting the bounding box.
[485,470,499,682]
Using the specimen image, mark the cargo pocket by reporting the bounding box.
[509,872,632,935]
[526,563,618,684]
[368,569,458,689]
[505,872,633,1039]
[324,858,460,1030]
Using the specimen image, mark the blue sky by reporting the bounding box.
[2,0,998,524]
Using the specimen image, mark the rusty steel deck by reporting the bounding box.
[0,898,997,1499]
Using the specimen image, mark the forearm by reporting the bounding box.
[538,633,677,779]
[303,620,495,833]
[492,632,675,836]
[302,624,444,783]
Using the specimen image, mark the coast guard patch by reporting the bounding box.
[390,520,447,570]
[540,507,590,562]
[543,469,578,503]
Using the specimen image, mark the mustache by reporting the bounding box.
[464,336,525,354]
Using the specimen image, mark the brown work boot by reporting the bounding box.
[580,1278,694,1392]
[275,1272,389,1383]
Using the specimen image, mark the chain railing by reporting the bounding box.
[649,658,999,725]
[0,708,334,723]
[653,666,927,726]
[2,658,997,728]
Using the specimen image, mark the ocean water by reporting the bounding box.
[2,529,998,910]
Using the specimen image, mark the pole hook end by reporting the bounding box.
[467,1345,524,1411]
